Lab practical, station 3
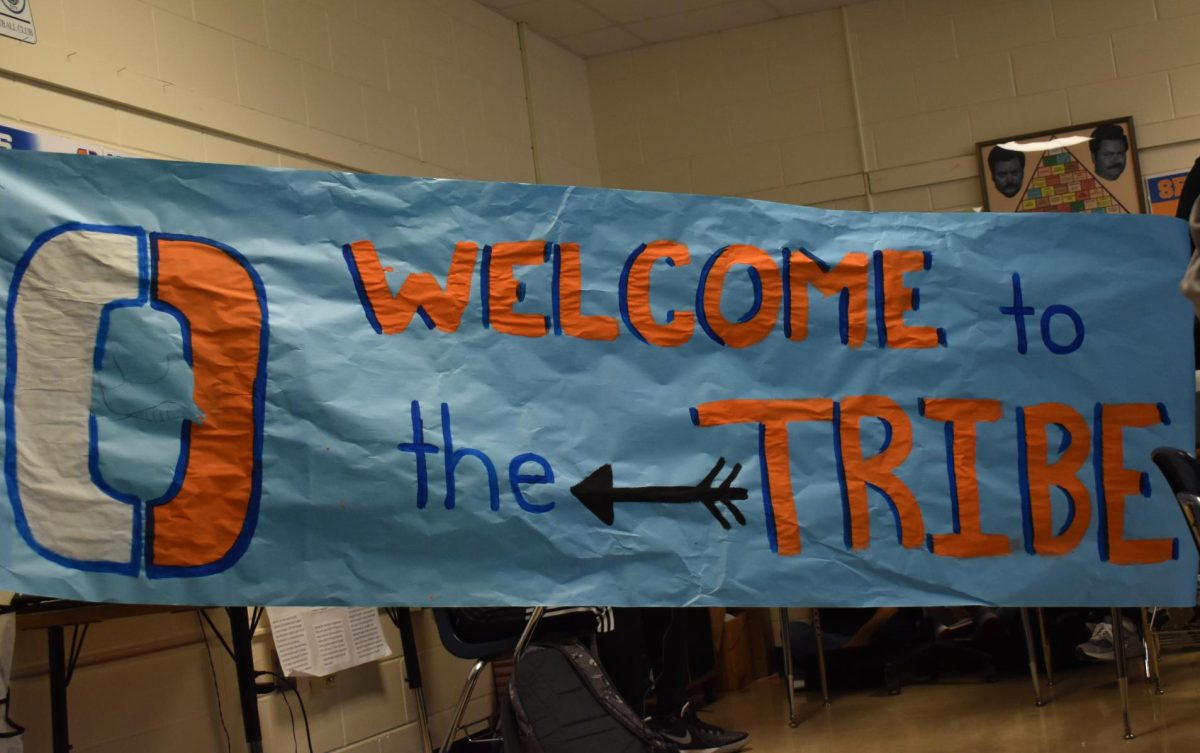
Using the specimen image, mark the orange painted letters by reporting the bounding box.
[623,241,694,347]
[347,240,477,334]
[786,251,869,347]
[152,239,262,568]
[1019,403,1091,556]
[923,399,1010,558]
[1098,403,1175,565]
[837,396,925,550]
[699,245,782,348]
[879,250,940,349]
[557,243,618,341]
[694,399,835,556]
[487,241,548,338]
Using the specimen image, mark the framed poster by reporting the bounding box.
[977,117,1144,214]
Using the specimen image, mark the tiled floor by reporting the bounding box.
[701,652,1200,752]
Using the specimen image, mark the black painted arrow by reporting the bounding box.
[571,458,748,529]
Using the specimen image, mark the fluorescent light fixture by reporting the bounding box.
[996,136,1092,152]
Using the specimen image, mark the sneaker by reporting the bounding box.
[1075,617,1143,662]
[935,618,974,640]
[972,609,1007,642]
[652,703,749,753]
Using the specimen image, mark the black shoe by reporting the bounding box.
[653,703,749,753]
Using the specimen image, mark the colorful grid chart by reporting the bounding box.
[1018,148,1127,214]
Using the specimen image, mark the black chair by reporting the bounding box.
[881,610,999,695]
[1152,447,1200,553]
[433,607,606,753]
[1110,445,1200,740]
[433,608,541,753]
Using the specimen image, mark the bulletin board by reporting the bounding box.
[977,117,1144,215]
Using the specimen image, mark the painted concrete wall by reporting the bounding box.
[588,0,1200,212]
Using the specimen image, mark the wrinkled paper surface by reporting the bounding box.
[0,150,1195,607]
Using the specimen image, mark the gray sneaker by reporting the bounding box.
[1076,617,1143,661]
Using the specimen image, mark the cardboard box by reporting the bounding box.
[745,608,774,680]
[708,607,725,656]
[716,611,751,691]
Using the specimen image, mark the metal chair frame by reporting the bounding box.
[434,607,545,753]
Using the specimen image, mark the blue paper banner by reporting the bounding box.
[0,150,1195,607]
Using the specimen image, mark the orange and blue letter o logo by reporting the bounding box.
[5,224,267,577]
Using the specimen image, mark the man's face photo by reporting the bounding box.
[991,155,1024,198]
[1088,123,1129,182]
[1092,139,1127,181]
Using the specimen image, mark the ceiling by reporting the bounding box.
[476,0,863,57]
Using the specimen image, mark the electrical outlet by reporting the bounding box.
[307,673,337,696]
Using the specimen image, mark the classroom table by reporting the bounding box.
[10,599,263,753]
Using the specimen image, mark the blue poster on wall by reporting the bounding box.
[0,149,1194,607]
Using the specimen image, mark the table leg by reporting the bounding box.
[47,625,69,753]
[226,608,264,753]
[388,609,433,753]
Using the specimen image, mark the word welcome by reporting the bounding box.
[344,241,949,349]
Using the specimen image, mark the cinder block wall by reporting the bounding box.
[589,8,865,209]
[589,0,1200,212]
[9,608,482,753]
[0,0,600,182]
[0,1,597,753]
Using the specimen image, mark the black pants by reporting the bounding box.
[597,607,689,719]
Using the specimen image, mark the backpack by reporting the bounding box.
[503,641,678,753]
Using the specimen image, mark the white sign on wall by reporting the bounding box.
[0,0,35,44]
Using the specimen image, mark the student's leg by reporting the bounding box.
[642,607,689,716]
[596,607,652,716]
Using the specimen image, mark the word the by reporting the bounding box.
[397,400,555,513]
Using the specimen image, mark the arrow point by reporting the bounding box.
[571,465,615,525]
[575,464,613,491]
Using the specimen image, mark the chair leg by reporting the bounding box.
[1036,608,1054,688]
[440,658,488,753]
[1019,608,1045,707]
[1112,608,1134,740]
[778,608,799,727]
[812,608,831,707]
[1140,608,1163,695]
[513,607,545,660]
